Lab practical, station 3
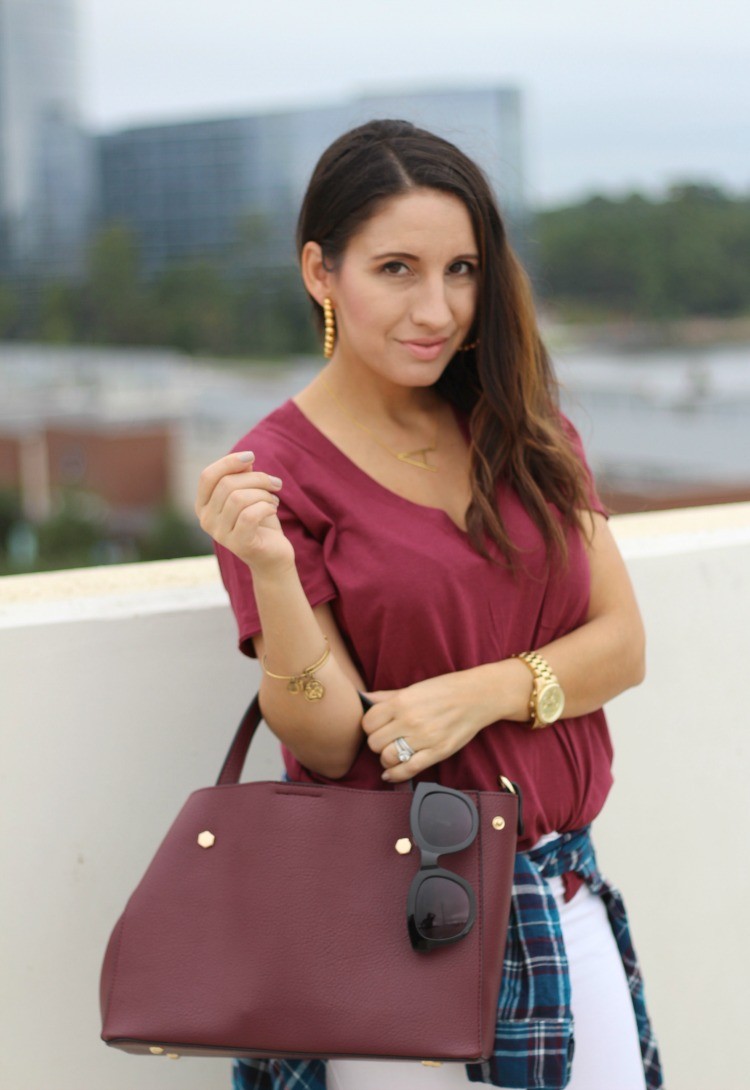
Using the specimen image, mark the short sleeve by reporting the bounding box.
[559,413,609,519]
[214,429,338,659]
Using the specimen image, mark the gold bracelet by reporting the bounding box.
[262,637,330,702]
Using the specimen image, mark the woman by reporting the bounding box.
[196,120,662,1090]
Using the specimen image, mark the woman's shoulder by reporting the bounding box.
[229,399,317,464]
[554,411,608,519]
[556,409,585,446]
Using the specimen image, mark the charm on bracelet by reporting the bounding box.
[263,638,330,701]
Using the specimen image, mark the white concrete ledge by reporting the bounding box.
[2,503,749,1090]
[610,500,750,556]
[0,555,225,626]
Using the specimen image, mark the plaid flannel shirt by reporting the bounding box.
[233,826,663,1090]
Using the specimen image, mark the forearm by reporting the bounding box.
[251,563,364,777]
[466,610,646,728]
[469,511,646,729]
[361,594,646,784]
[197,451,364,776]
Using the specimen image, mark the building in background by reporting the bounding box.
[97,88,526,276]
[97,107,348,276]
[0,0,93,280]
[0,419,172,526]
[0,0,524,285]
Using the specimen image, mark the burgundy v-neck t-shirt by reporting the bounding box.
[215,399,613,850]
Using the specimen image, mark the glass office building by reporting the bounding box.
[98,88,526,277]
[98,107,350,276]
[0,0,93,279]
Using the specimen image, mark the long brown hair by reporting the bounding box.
[296,119,594,566]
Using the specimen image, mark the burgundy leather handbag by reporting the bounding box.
[100,695,519,1064]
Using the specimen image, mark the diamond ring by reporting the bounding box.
[394,737,415,763]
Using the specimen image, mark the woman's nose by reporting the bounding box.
[411,276,453,329]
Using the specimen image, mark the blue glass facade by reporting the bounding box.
[97,90,526,276]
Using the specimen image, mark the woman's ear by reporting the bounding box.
[300,241,333,306]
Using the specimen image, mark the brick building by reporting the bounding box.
[0,420,172,529]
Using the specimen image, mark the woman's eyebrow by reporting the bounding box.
[370,251,480,261]
[371,251,420,261]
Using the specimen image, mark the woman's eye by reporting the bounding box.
[449,261,477,276]
[381,261,410,276]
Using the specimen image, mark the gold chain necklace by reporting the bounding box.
[319,378,439,472]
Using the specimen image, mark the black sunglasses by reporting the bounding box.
[407,783,479,953]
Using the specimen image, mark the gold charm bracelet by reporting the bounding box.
[262,637,330,702]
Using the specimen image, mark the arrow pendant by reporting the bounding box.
[396,448,439,471]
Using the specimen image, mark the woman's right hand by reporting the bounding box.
[195,451,295,576]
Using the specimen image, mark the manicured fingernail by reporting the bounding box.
[381,771,393,782]
[237,450,254,462]
[269,476,283,487]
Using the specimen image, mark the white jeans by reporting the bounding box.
[328,874,646,1090]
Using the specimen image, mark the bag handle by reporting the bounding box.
[216,691,399,787]
[215,694,264,786]
[215,693,520,820]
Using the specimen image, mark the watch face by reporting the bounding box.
[538,683,565,724]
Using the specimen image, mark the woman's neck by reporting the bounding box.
[319,360,443,430]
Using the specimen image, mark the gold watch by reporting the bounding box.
[513,651,565,729]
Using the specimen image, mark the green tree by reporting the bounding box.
[234,268,317,357]
[137,506,211,562]
[82,225,155,344]
[153,263,235,355]
[534,185,750,319]
[39,282,81,343]
[0,283,21,337]
[0,490,22,559]
[35,494,106,571]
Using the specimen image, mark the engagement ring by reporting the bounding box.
[394,737,415,763]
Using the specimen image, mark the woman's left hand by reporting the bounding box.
[361,673,486,782]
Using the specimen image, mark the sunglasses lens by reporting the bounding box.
[414,875,472,942]
[418,792,474,849]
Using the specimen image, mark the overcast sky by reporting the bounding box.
[78,0,748,206]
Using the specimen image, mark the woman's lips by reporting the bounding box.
[399,338,449,361]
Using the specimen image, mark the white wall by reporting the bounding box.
[1,504,749,1090]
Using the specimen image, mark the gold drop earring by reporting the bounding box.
[323,297,336,359]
